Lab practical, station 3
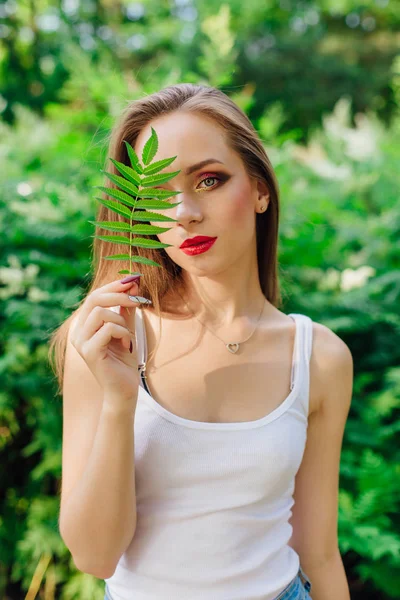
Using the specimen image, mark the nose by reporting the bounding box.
[174,192,203,226]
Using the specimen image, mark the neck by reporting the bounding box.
[177,256,267,330]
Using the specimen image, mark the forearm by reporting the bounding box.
[60,402,137,578]
[302,550,350,600]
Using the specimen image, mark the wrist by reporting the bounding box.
[102,395,137,418]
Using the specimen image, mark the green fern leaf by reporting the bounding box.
[94,197,131,219]
[123,140,143,174]
[140,170,181,188]
[109,158,141,186]
[135,187,181,200]
[131,210,177,222]
[93,125,181,274]
[89,221,171,235]
[142,126,158,165]
[89,221,132,233]
[143,155,178,175]
[96,186,137,207]
[93,234,172,249]
[100,170,139,196]
[107,254,163,268]
[130,224,171,234]
[133,199,180,210]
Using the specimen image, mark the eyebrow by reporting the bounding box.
[184,158,224,176]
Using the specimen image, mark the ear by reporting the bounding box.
[254,179,270,207]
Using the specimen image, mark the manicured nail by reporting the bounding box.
[120,274,143,284]
[128,295,152,305]
[129,340,133,353]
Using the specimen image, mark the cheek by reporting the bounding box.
[222,181,253,226]
[149,179,253,239]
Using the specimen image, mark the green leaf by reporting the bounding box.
[133,256,163,267]
[131,210,177,222]
[97,186,180,207]
[143,156,177,175]
[109,158,141,186]
[130,224,171,234]
[89,220,132,233]
[135,187,181,200]
[93,235,172,249]
[100,170,139,196]
[92,127,182,273]
[89,221,171,235]
[93,197,132,219]
[140,170,181,188]
[123,140,143,174]
[142,126,158,165]
[134,199,181,210]
[118,269,132,274]
[96,186,138,208]
[104,253,132,260]
[105,254,163,268]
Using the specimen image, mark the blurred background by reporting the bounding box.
[0,0,399,598]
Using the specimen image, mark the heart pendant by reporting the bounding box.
[227,343,239,354]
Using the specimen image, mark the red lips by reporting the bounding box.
[179,236,217,248]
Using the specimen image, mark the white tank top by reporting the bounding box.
[104,307,314,600]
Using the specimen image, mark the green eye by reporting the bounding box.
[196,175,221,191]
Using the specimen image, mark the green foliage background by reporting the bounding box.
[0,1,399,598]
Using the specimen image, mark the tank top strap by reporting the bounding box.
[135,308,148,367]
[288,313,314,418]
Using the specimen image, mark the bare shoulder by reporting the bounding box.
[309,320,354,415]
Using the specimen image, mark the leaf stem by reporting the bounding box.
[129,167,143,273]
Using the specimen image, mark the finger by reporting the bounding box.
[76,282,142,330]
[79,307,135,345]
[76,276,141,325]
[110,275,143,290]
[120,277,142,323]
[82,322,135,360]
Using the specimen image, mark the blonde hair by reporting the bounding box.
[47,83,282,397]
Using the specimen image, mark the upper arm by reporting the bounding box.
[288,322,353,565]
[59,314,105,536]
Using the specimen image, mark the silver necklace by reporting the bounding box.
[176,289,266,354]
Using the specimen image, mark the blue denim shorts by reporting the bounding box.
[104,565,312,599]
[274,565,312,599]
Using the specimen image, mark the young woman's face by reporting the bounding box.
[134,111,266,277]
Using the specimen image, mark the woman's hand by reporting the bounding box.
[70,277,151,411]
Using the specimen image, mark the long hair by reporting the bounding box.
[47,83,282,397]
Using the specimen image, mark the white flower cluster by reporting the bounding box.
[340,266,376,292]
[0,255,49,301]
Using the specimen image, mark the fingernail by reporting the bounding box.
[129,340,133,353]
[128,295,152,305]
[120,274,143,284]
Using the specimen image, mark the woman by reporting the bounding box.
[50,83,353,599]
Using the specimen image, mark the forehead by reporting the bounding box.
[134,111,238,170]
